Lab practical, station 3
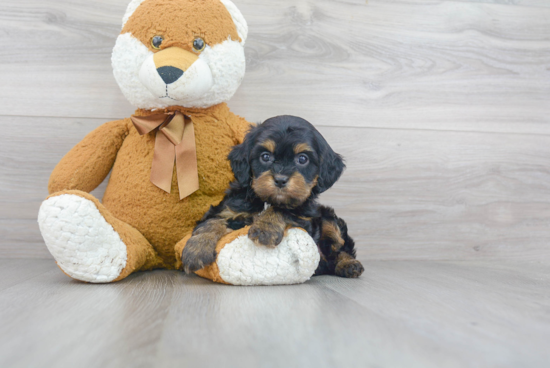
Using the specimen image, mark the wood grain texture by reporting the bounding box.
[3,116,550,261]
[2,1,549,366]
[0,0,548,134]
[0,258,54,291]
[451,0,550,7]
[0,116,109,258]
[322,125,550,262]
[0,259,549,368]
[0,1,549,260]
[232,0,550,134]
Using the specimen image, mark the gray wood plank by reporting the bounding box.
[320,126,550,262]
[231,0,550,134]
[0,268,175,368]
[450,0,550,7]
[0,220,52,259]
[0,259,54,291]
[0,115,110,259]
[0,259,548,368]
[3,116,550,261]
[0,0,549,135]
[319,260,550,368]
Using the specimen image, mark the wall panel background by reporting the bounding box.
[1,0,549,261]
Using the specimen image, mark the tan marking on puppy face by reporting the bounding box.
[294,143,313,154]
[285,173,318,206]
[252,172,318,208]
[322,220,345,252]
[252,171,275,200]
[122,0,241,53]
[153,47,198,71]
[260,139,276,153]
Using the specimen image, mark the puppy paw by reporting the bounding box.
[248,223,284,248]
[181,235,218,274]
[335,260,364,278]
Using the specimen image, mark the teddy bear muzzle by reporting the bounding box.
[138,46,214,101]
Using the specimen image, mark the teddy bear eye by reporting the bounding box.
[151,36,163,50]
[193,37,206,52]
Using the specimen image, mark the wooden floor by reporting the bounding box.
[1,259,549,368]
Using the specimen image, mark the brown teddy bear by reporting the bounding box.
[38,0,319,285]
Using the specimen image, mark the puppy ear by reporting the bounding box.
[228,142,251,187]
[228,125,259,187]
[315,134,346,194]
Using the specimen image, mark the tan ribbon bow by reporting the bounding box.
[131,111,199,200]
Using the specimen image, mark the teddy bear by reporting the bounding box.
[37,0,320,285]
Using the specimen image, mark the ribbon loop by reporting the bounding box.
[160,112,185,146]
[131,112,174,135]
[130,111,199,200]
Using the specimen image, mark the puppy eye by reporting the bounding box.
[261,153,272,163]
[193,37,206,52]
[151,36,164,50]
[296,154,309,166]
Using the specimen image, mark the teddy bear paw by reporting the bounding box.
[38,194,128,283]
[216,229,320,286]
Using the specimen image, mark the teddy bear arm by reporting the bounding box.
[48,119,129,194]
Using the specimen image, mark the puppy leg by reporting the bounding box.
[334,252,364,278]
[320,218,346,253]
[315,211,364,278]
[333,216,364,278]
[248,207,287,248]
[182,219,230,274]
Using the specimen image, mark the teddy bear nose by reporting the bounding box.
[157,66,184,85]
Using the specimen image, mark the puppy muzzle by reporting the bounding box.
[274,174,289,188]
[253,172,314,209]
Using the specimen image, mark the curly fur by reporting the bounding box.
[182,116,364,278]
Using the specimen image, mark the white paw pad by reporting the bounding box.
[38,195,128,283]
[216,229,321,286]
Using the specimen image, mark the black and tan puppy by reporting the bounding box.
[182,116,364,278]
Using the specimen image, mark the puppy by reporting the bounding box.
[182,116,364,278]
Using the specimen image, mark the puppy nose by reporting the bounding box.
[274,175,289,188]
[157,66,184,85]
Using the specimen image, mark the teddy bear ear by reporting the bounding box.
[121,0,248,45]
[121,0,146,29]
[220,0,249,45]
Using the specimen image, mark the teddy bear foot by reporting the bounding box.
[38,194,128,283]
[215,229,320,286]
